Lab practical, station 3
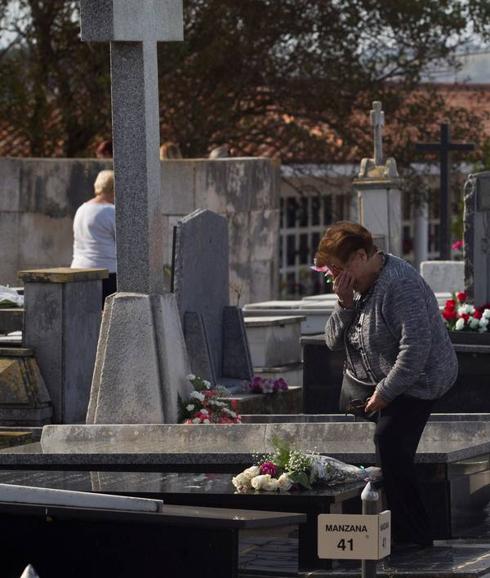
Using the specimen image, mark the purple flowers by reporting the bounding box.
[248,376,289,394]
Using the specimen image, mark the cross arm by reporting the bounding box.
[80,0,183,42]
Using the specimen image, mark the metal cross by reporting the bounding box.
[416,124,475,260]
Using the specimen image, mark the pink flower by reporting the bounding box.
[451,240,464,251]
[259,461,278,477]
[273,378,288,392]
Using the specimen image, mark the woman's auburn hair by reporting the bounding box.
[315,221,376,267]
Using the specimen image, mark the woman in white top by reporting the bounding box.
[71,170,116,303]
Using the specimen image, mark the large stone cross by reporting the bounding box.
[370,101,384,166]
[80,0,183,294]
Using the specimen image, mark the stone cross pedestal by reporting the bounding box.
[464,171,490,306]
[353,101,402,256]
[80,0,191,424]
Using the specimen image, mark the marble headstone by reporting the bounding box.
[420,261,464,294]
[173,209,253,387]
[464,171,490,305]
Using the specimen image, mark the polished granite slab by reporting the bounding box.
[0,470,366,499]
[0,438,488,469]
[0,470,366,498]
[1,469,489,576]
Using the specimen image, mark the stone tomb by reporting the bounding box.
[173,209,253,388]
[301,333,490,413]
[2,415,489,545]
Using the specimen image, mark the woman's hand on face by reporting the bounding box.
[333,270,355,308]
[365,391,388,413]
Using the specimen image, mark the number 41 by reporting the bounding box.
[337,538,354,551]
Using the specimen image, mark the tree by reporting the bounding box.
[0,0,489,159]
[157,0,490,162]
[0,0,110,157]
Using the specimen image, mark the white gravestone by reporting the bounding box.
[353,101,402,256]
[420,261,464,294]
[80,0,191,424]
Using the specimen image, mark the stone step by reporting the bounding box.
[221,386,302,415]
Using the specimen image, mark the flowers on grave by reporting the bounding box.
[247,375,289,394]
[441,291,490,333]
[179,374,242,424]
[451,240,464,261]
[311,258,333,284]
[231,437,380,493]
[0,285,23,308]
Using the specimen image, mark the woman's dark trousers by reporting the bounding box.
[374,395,435,546]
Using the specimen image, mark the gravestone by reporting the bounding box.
[464,171,490,306]
[80,0,191,424]
[420,261,464,294]
[353,101,402,255]
[173,209,253,387]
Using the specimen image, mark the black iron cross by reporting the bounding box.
[415,123,475,260]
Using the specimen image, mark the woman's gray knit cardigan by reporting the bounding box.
[325,254,458,402]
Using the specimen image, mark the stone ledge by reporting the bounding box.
[0,347,33,357]
[219,386,302,415]
[244,315,306,327]
[18,268,109,283]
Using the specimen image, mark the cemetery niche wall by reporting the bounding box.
[0,157,279,305]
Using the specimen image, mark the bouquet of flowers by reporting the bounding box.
[179,374,241,424]
[0,286,23,308]
[442,292,490,333]
[247,376,289,394]
[232,437,380,493]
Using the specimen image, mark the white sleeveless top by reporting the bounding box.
[71,202,116,273]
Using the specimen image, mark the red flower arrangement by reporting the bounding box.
[179,374,241,424]
[442,291,490,333]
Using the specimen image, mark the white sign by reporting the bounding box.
[317,511,391,560]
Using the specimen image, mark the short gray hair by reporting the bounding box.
[94,170,114,196]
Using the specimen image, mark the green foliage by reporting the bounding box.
[0,1,488,159]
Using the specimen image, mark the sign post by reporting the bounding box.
[318,482,390,577]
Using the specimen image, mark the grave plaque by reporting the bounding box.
[317,511,391,561]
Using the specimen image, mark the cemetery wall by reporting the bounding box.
[0,157,280,304]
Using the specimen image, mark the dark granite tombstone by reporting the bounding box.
[464,171,490,306]
[301,334,490,414]
[173,209,253,388]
